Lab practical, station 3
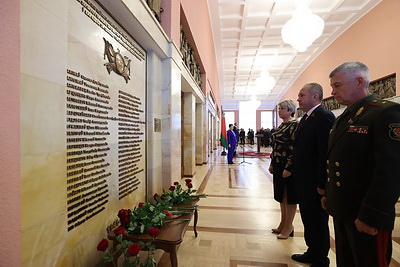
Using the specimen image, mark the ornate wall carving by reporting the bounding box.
[180,26,202,88]
[322,73,396,111]
[145,0,163,22]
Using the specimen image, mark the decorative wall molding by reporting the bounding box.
[180,26,202,89]
[145,0,163,22]
[322,73,396,111]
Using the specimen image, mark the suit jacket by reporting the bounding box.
[293,105,335,189]
[227,129,237,148]
[325,95,400,230]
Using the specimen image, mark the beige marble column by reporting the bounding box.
[146,50,163,195]
[161,59,182,187]
[182,92,196,176]
[202,105,208,164]
[195,103,205,165]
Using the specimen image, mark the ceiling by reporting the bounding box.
[207,0,381,111]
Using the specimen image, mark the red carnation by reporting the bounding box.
[164,210,174,218]
[97,239,109,251]
[174,181,180,185]
[127,242,142,256]
[161,195,167,201]
[118,209,131,227]
[185,179,192,184]
[148,227,160,238]
[187,183,193,188]
[169,185,176,191]
[113,226,127,237]
[138,202,145,207]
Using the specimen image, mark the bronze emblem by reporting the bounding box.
[103,38,131,83]
[355,107,364,117]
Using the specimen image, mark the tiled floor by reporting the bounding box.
[157,145,400,267]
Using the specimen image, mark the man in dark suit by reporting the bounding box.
[291,83,335,266]
[239,128,246,145]
[322,62,400,266]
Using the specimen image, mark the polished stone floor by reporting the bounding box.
[157,145,400,267]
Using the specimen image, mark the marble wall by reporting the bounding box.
[19,0,214,266]
[146,50,163,198]
[195,103,205,165]
[20,0,149,266]
[183,92,196,176]
[161,59,183,188]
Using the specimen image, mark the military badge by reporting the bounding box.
[389,123,400,141]
[348,125,368,134]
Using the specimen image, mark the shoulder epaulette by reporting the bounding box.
[370,99,397,107]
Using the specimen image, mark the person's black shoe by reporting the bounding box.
[311,257,330,267]
[291,253,313,263]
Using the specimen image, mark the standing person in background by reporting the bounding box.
[269,100,299,239]
[322,62,400,267]
[239,128,246,145]
[256,127,265,147]
[233,122,239,157]
[247,128,254,145]
[291,83,335,266]
[263,128,271,147]
[227,124,237,164]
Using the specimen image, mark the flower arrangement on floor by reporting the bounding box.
[96,179,207,266]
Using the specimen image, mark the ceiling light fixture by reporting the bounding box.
[241,95,261,110]
[255,70,275,94]
[281,5,324,52]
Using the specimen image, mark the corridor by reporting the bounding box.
[158,145,400,267]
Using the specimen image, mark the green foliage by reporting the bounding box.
[127,201,168,235]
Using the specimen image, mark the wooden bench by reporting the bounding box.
[107,200,199,267]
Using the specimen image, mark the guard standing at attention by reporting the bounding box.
[322,62,400,267]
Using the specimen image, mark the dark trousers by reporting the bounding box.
[298,185,330,266]
[240,137,245,145]
[333,218,392,267]
[227,146,235,163]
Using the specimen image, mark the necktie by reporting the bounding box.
[298,114,308,127]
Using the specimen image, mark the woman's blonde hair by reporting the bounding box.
[278,99,296,117]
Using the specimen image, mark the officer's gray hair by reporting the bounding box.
[278,99,297,117]
[329,62,370,89]
[305,82,323,102]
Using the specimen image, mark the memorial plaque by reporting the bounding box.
[66,0,146,231]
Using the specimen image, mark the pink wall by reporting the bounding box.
[177,0,221,113]
[282,0,400,103]
[0,0,21,266]
[160,0,181,45]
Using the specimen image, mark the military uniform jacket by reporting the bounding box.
[325,94,400,230]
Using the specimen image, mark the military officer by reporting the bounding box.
[322,62,400,267]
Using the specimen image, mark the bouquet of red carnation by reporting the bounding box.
[159,179,207,205]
